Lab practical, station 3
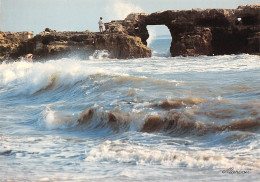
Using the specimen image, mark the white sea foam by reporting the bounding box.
[1,53,260,181]
[85,139,260,171]
[152,49,171,57]
[38,106,75,130]
[0,55,259,96]
[89,50,110,60]
[0,59,111,95]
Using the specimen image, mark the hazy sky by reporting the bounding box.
[0,0,259,34]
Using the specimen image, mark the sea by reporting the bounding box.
[0,37,259,182]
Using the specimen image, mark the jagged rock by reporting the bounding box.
[0,31,34,60]
[120,4,260,56]
[0,4,259,61]
[0,29,151,60]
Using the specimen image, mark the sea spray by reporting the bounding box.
[1,53,259,181]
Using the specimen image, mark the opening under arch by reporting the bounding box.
[147,25,172,57]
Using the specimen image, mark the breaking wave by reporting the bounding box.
[89,50,110,60]
[37,97,260,139]
[1,53,260,181]
[85,139,260,171]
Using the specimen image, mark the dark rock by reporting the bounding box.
[122,4,260,56]
[0,29,151,60]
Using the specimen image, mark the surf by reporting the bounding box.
[1,51,260,182]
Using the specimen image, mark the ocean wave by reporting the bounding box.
[0,59,113,95]
[156,97,207,110]
[0,59,94,95]
[38,106,76,130]
[37,98,259,136]
[1,54,259,96]
[0,59,184,97]
[141,113,260,135]
[1,52,260,181]
[85,139,260,171]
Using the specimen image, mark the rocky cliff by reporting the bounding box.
[0,29,151,60]
[0,4,259,61]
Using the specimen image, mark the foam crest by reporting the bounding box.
[89,50,110,60]
[0,59,110,95]
[0,61,33,84]
[76,99,260,136]
[85,139,259,171]
[38,106,75,130]
[1,54,258,96]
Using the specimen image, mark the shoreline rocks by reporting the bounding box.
[0,4,259,61]
[0,29,151,61]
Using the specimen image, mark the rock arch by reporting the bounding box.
[123,4,260,57]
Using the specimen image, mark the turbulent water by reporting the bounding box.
[0,39,260,181]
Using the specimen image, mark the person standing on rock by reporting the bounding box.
[98,17,104,34]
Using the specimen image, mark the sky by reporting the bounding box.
[0,0,259,36]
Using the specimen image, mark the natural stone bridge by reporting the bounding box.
[108,4,260,57]
[0,4,259,61]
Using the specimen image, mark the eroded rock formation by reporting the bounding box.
[0,4,259,61]
[120,4,260,56]
[0,29,150,60]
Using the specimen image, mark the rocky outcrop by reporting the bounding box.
[0,4,259,61]
[0,31,34,60]
[0,28,150,60]
[121,4,260,56]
